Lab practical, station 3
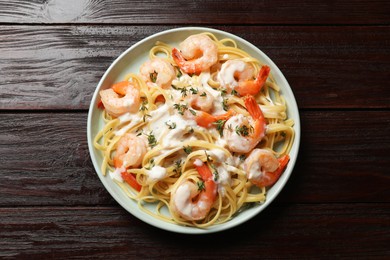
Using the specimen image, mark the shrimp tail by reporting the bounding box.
[172,48,201,75]
[236,65,270,96]
[263,154,290,187]
[244,95,266,140]
[244,95,265,122]
[194,161,217,201]
[195,109,235,128]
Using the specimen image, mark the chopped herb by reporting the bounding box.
[220,88,227,97]
[187,127,194,134]
[239,154,247,161]
[231,89,238,96]
[183,146,192,154]
[213,119,226,137]
[175,66,182,78]
[165,121,177,129]
[190,87,198,95]
[171,84,179,90]
[150,71,158,83]
[173,160,182,174]
[180,87,188,97]
[145,158,155,170]
[142,114,151,122]
[197,181,205,191]
[139,100,148,112]
[210,164,219,181]
[189,109,197,116]
[281,132,286,137]
[222,98,229,111]
[173,103,188,115]
[200,91,207,97]
[145,132,157,148]
[235,125,253,137]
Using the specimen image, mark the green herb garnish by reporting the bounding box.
[213,119,226,137]
[150,71,157,83]
[183,146,192,154]
[197,181,205,191]
[235,125,253,137]
[165,121,177,129]
[145,131,158,148]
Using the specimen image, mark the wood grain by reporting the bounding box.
[0,0,389,25]
[1,111,389,206]
[0,204,388,258]
[1,25,389,110]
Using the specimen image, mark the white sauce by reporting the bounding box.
[193,158,203,167]
[109,167,124,182]
[148,104,171,139]
[162,114,196,148]
[115,113,142,136]
[147,166,167,182]
[208,149,226,162]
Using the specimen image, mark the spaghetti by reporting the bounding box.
[94,32,294,228]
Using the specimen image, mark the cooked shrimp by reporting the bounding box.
[218,60,270,96]
[170,159,217,221]
[140,58,176,89]
[243,149,290,187]
[172,34,218,75]
[99,81,141,117]
[189,88,214,113]
[113,133,148,169]
[218,60,254,91]
[222,95,266,153]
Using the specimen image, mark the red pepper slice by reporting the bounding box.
[121,171,142,192]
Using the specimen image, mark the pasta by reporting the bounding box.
[93,32,294,228]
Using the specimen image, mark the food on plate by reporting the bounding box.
[93,32,295,228]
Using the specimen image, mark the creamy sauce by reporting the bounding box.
[162,114,197,148]
[116,112,142,136]
[109,167,124,182]
[147,166,167,182]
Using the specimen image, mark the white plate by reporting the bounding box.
[87,27,301,234]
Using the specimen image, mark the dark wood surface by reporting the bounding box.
[1,0,389,258]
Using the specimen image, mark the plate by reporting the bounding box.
[87,27,301,234]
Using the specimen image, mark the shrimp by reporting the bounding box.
[113,133,148,169]
[140,58,176,89]
[172,34,218,75]
[243,149,290,187]
[218,60,270,96]
[189,88,214,113]
[99,81,141,117]
[222,95,266,153]
[170,159,217,221]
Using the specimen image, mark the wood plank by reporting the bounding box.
[0,204,388,258]
[0,111,389,206]
[0,25,389,110]
[0,0,389,25]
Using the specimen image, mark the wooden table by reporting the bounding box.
[1,0,389,258]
